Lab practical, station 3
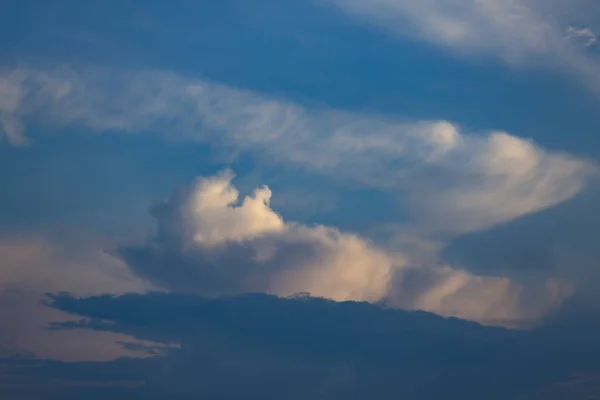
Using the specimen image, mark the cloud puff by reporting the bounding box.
[115,171,574,326]
[118,170,396,303]
[0,66,593,235]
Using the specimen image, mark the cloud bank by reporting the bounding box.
[35,292,600,399]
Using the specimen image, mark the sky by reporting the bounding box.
[1,0,600,398]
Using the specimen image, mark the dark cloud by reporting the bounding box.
[0,356,149,400]
[0,291,583,399]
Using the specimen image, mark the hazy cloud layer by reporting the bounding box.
[0,235,151,360]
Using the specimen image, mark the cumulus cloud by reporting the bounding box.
[114,171,574,326]
[118,170,395,303]
[0,66,593,235]
[0,66,591,325]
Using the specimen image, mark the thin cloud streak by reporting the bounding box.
[323,0,600,90]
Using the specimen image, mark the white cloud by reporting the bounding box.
[322,0,600,89]
[118,171,574,326]
[323,0,555,61]
[567,25,598,47]
[185,170,285,245]
[410,131,591,233]
[0,66,593,235]
[122,170,395,303]
[0,66,592,326]
[388,265,574,327]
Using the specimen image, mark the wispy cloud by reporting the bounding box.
[0,66,593,235]
[0,65,593,326]
[567,25,598,47]
[322,0,600,89]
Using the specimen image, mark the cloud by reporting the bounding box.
[117,170,395,303]
[0,234,152,361]
[0,66,590,325]
[0,66,593,235]
[567,26,598,47]
[113,171,574,326]
[0,67,72,145]
[442,183,600,302]
[38,292,600,399]
[388,265,574,327]
[324,0,555,60]
[322,0,600,89]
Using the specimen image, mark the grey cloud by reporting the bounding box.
[32,291,600,399]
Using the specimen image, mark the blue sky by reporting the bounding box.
[2,0,600,397]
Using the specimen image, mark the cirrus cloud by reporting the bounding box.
[322,0,600,90]
[0,66,593,235]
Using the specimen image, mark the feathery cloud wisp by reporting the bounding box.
[0,66,592,235]
[323,0,600,89]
